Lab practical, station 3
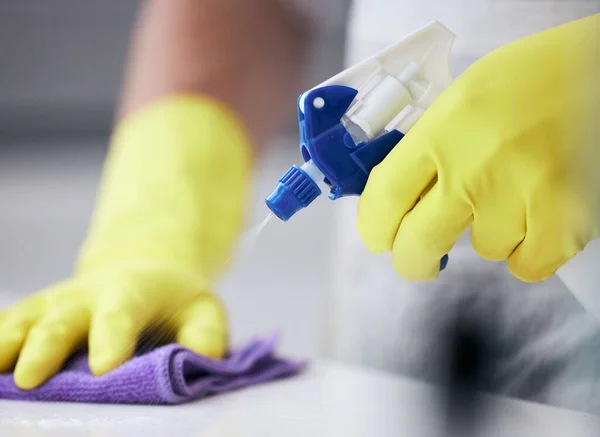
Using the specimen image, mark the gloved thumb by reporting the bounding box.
[175,294,228,359]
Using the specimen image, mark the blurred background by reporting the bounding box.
[0,0,350,359]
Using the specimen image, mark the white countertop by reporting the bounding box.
[1,360,599,437]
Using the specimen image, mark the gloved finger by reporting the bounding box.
[14,305,90,390]
[0,300,44,374]
[88,287,157,376]
[508,188,594,282]
[508,232,567,283]
[471,192,526,261]
[358,137,437,254]
[175,294,228,359]
[391,184,472,281]
[0,318,31,374]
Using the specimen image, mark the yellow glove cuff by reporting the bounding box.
[76,94,254,281]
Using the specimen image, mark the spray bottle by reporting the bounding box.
[264,22,600,320]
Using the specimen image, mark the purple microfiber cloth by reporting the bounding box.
[0,334,306,405]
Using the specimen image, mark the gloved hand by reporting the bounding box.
[358,14,600,282]
[0,95,253,389]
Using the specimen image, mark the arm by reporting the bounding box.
[118,0,311,148]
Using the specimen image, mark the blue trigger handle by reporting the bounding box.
[265,84,449,273]
[440,254,449,272]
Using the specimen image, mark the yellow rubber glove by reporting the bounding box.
[358,14,600,282]
[0,95,252,389]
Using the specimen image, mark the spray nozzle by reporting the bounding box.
[265,162,323,221]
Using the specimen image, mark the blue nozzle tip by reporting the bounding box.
[265,165,322,221]
[265,192,290,221]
